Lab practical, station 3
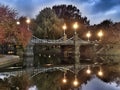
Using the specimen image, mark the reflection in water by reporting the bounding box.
[81,76,120,90]
[32,75,120,90]
[32,63,120,90]
[29,86,38,90]
[0,74,38,90]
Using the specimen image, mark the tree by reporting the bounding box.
[16,16,32,47]
[0,4,17,44]
[52,5,90,38]
[98,19,113,28]
[10,73,31,90]
[0,4,32,47]
[52,5,89,24]
[33,7,63,39]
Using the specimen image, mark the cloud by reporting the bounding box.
[90,0,120,14]
[0,0,120,24]
[81,76,120,90]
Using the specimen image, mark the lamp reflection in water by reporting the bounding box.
[73,75,79,87]
[62,72,67,84]
[98,66,103,77]
[86,65,91,74]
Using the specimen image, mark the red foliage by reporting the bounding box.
[0,27,5,43]
[16,24,32,47]
[0,5,32,47]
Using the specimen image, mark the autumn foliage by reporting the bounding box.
[16,17,32,47]
[0,4,32,47]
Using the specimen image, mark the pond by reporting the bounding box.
[31,63,120,90]
[0,63,120,90]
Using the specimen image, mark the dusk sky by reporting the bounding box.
[0,0,120,25]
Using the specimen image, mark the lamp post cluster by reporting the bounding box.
[62,22,104,42]
[62,65,104,87]
[62,22,104,87]
[16,18,31,28]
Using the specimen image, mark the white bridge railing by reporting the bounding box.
[30,35,90,45]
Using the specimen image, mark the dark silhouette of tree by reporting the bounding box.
[98,19,113,28]
[52,5,90,38]
[52,5,89,25]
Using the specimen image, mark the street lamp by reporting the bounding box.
[98,30,103,41]
[62,23,67,35]
[16,21,20,25]
[86,31,91,41]
[62,23,67,42]
[26,18,31,30]
[26,18,31,24]
[73,22,79,34]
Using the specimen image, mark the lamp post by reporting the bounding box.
[73,22,80,88]
[62,23,67,35]
[26,18,31,31]
[73,22,79,35]
[98,30,103,41]
[86,31,91,41]
[62,24,67,42]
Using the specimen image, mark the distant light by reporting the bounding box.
[73,22,79,30]
[48,55,51,58]
[45,64,52,66]
[86,31,91,41]
[16,21,20,25]
[98,30,103,37]
[26,18,31,24]
[62,24,67,30]
[86,31,91,37]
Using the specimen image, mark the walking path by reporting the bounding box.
[0,55,20,68]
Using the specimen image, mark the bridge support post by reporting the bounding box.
[24,40,34,74]
[74,33,80,74]
[63,34,67,42]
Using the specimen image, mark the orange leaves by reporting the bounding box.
[0,5,32,47]
[0,27,5,43]
[16,26,32,47]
